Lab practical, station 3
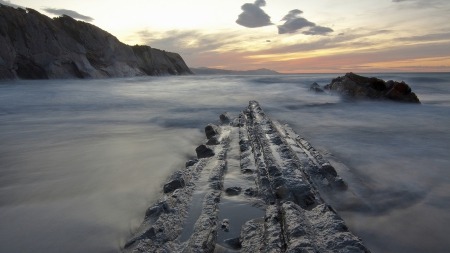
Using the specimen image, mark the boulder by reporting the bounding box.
[309,82,324,93]
[205,124,220,139]
[225,187,242,196]
[206,136,220,145]
[324,72,420,103]
[220,112,231,124]
[195,144,215,159]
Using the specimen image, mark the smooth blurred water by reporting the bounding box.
[0,73,449,252]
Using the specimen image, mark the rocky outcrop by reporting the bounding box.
[124,101,370,253]
[323,72,420,103]
[0,4,192,80]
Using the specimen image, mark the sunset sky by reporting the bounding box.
[2,0,450,73]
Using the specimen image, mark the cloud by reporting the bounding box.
[392,0,449,8]
[302,26,334,35]
[0,0,22,8]
[43,8,94,22]
[281,9,303,21]
[236,0,272,28]
[277,9,333,35]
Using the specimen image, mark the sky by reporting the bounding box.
[1,0,450,73]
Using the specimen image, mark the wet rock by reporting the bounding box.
[240,219,264,253]
[244,187,258,197]
[310,82,324,92]
[225,187,242,196]
[221,219,230,231]
[284,202,370,252]
[263,205,284,253]
[206,135,220,145]
[163,172,186,193]
[205,124,220,139]
[220,112,231,124]
[324,72,420,103]
[224,237,241,249]
[185,159,198,167]
[196,144,215,159]
[125,101,371,253]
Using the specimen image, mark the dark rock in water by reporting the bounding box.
[310,82,321,88]
[324,72,420,103]
[244,187,258,197]
[163,172,186,193]
[206,135,220,145]
[310,82,325,92]
[224,237,241,249]
[225,187,242,196]
[220,112,231,124]
[196,144,215,159]
[0,4,193,80]
[221,219,230,231]
[205,124,220,139]
[185,159,198,167]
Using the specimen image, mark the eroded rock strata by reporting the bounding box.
[0,4,192,80]
[124,101,370,253]
[322,72,420,103]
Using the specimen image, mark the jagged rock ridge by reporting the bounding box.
[0,4,193,79]
[124,101,371,253]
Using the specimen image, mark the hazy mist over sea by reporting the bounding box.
[1,73,450,252]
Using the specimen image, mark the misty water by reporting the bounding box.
[1,73,449,253]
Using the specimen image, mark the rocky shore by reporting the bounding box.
[311,72,420,103]
[0,4,193,80]
[124,101,371,253]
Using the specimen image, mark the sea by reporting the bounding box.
[0,73,449,253]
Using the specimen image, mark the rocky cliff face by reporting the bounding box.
[0,4,192,79]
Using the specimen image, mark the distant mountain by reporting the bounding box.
[0,4,193,79]
[191,67,281,75]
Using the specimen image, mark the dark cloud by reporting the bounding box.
[0,0,22,8]
[277,9,313,34]
[302,26,334,35]
[266,40,271,42]
[277,9,333,36]
[43,8,94,22]
[236,0,272,28]
[281,9,303,21]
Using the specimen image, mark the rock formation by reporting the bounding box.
[0,4,192,80]
[323,72,420,103]
[124,101,371,253]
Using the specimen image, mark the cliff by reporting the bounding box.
[0,4,193,79]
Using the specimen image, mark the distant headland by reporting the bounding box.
[0,4,193,80]
[190,67,281,75]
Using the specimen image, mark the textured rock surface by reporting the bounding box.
[0,4,192,80]
[124,101,371,253]
[324,72,420,103]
